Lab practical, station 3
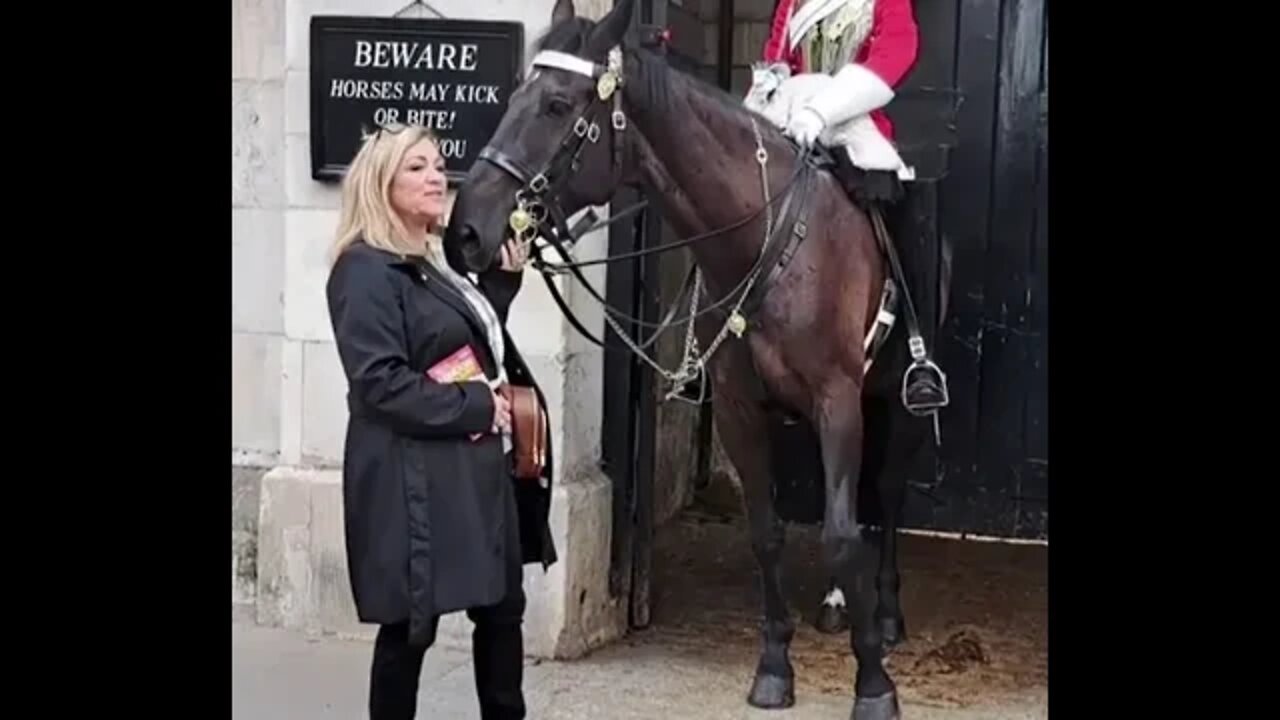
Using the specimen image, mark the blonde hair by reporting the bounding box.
[329,122,444,265]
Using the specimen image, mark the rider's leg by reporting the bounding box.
[882,181,947,411]
[829,147,945,411]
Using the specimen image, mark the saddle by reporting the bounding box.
[821,145,905,206]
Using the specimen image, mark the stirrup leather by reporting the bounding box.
[867,205,950,446]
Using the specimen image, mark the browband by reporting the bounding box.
[530,50,601,79]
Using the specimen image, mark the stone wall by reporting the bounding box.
[233,0,627,659]
[232,0,783,655]
[232,0,287,612]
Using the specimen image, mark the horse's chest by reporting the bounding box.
[743,329,821,411]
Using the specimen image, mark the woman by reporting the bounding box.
[325,122,556,720]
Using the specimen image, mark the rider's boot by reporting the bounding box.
[903,361,948,412]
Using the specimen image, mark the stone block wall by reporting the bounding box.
[232,0,287,612]
[229,0,784,657]
[234,0,628,659]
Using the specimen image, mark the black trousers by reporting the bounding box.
[368,545,526,719]
[368,584,526,720]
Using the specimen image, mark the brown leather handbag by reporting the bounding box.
[499,384,547,480]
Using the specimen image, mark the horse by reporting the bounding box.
[444,1,946,717]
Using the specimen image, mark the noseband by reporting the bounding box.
[477,46,630,249]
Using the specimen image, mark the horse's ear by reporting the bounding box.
[586,0,635,57]
[551,0,574,25]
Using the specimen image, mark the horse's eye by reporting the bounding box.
[547,97,573,117]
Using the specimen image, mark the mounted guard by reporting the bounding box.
[745,0,949,430]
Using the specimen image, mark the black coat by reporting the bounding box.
[325,240,556,646]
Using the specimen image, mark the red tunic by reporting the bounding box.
[761,0,919,143]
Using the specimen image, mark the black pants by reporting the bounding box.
[368,571,526,719]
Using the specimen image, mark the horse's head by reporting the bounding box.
[446,0,641,273]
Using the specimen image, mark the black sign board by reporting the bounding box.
[309,15,524,184]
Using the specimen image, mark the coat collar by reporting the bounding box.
[354,241,494,360]
[414,257,483,329]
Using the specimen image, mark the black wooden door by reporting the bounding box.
[601,0,672,631]
[603,1,1051,633]
[600,175,656,625]
[893,0,1050,540]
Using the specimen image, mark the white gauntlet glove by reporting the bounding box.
[784,107,826,148]
[803,64,895,128]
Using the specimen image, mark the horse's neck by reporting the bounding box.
[630,73,788,290]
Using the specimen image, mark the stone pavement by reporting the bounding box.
[232,620,1046,720]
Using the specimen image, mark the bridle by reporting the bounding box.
[477,43,808,260]
[476,46,631,254]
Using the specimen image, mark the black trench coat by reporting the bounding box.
[325,239,557,646]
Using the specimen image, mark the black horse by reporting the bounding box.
[445,1,947,717]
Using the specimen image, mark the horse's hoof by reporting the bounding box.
[814,604,849,634]
[747,673,795,709]
[851,691,900,720]
[879,614,906,649]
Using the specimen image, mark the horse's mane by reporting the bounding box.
[534,16,792,150]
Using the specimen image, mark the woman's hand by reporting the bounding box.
[490,387,512,434]
[498,236,529,272]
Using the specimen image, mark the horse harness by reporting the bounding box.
[474,43,948,438]
[477,47,629,254]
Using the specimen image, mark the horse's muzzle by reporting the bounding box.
[445,219,497,274]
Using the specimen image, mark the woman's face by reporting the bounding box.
[389,137,448,228]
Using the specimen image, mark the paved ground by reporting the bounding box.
[233,620,1047,719]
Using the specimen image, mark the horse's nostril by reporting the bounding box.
[452,222,493,273]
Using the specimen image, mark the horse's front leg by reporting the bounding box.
[816,377,899,720]
[866,395,907,650]
[820,518,907,651]
[710,350,795,710]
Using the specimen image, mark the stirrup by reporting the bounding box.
[901,336,949,416]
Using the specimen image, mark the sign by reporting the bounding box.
[309,15,524,184]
